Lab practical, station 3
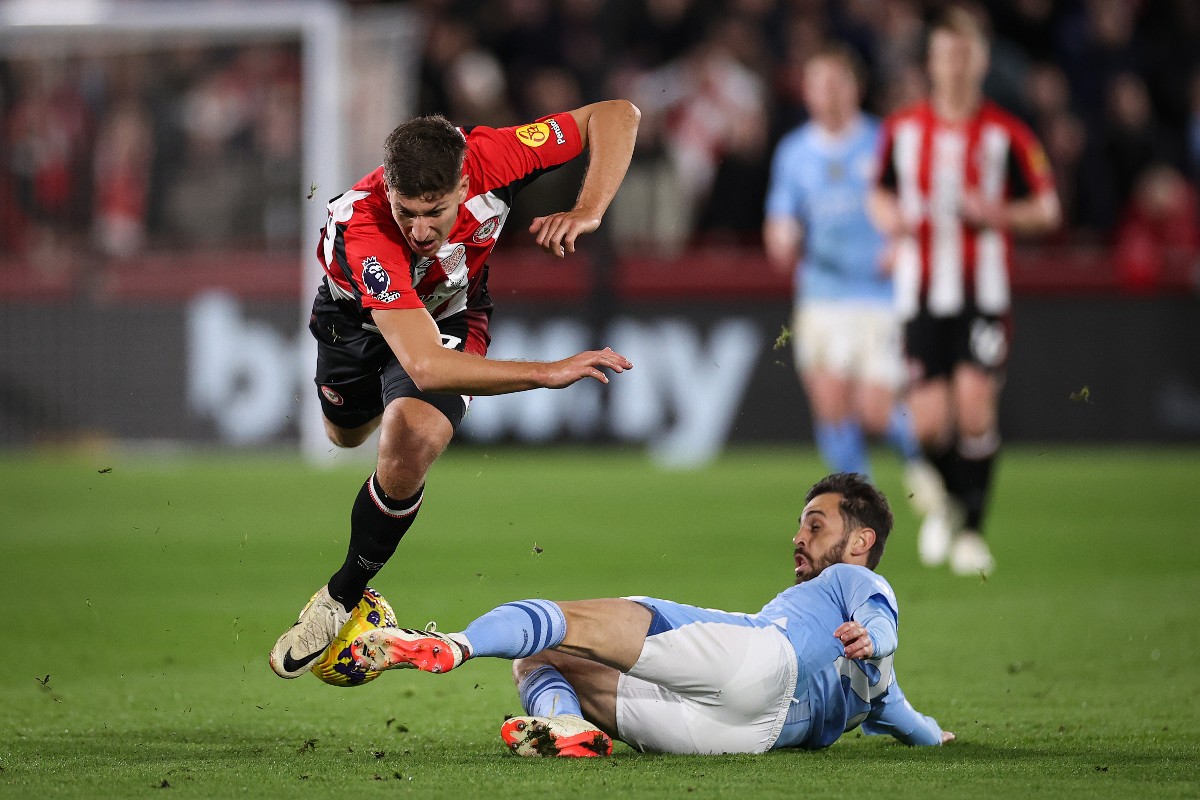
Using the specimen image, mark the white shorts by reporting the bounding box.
[793,300,905,389]
[615,600,798,754]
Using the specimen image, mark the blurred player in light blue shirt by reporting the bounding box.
[763,44,940,514]
[765,108,888,305]
[352,473,951,756]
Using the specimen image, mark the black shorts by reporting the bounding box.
[308,281,487,430]
[903,306,1012,383]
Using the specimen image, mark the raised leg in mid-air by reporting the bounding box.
[352,598,652,756]
[269,389,459,678]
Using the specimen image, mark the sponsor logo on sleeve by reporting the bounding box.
[515,122,551,148]
[1028,142,1051,180]
[361,256,391,296]
[547,117,566,145]
[472,216,500,242]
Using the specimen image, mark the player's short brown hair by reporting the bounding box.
[805,473,893,570]
[807,41,867,89]
[929,5,989,47]
[383,114,466,198]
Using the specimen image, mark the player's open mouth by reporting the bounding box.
[794,553,807,572]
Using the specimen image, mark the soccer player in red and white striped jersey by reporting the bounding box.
[269,101,640,680]
[868,7,1060,576]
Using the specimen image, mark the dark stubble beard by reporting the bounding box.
[796,532,851,584]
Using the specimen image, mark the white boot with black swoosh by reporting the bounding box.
[269,585,352,678]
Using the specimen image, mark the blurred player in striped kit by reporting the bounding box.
[763,43,942,525]
[869,7,1060,575]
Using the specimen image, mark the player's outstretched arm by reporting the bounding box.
[538,348,633,388]
[529,99,640,258]
[374,307,631,394]
[861,682,954,747]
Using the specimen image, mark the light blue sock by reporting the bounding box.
[456,599,567,659]
[885,404,921,463]
[518,665,583,718]
[814,419,870,476]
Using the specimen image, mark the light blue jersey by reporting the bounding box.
[764,115,890,305]
[633,563,942,750]
[760,563,941,749]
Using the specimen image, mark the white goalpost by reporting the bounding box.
[0,0,421,463]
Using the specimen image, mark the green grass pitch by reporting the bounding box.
[1,445,1198,798]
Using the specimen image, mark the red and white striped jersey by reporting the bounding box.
[317,113,583,322]
[876,100,1054,318]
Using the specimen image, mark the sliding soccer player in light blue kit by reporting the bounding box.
[351,473,952,757]
[763,44,941,520]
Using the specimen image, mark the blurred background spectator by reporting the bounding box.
[0,42,302,281]
[1113,163,1200,292]
[2,0,1199,295]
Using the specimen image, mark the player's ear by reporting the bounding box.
[457,174,469,200]
[850,527,876,560]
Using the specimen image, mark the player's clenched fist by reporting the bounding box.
[833,621,874,660]
[543,347,632,388]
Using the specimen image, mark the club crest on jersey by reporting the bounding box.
[362,256,390,296]
[515,122,551,148]
[473,216,500,242]
[320,385,344,406]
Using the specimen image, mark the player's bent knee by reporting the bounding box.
[326,430,358,448]
[375,422,451,497]
[324,418,375,448]
[955,398,998,439]
[557,599,651,671]
[375,454,432,498]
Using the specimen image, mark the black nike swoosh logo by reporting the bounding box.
[282,645,326,674]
